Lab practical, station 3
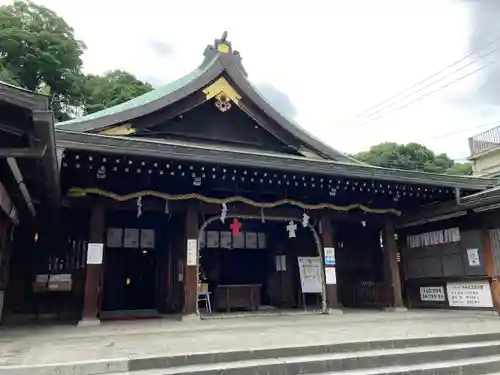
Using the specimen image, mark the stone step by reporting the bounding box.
[124,341,500,375]
[129,333,500,372]
[3,333,500,375]
[318,354,500,375]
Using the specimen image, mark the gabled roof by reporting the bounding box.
[56,33,357,163]
[397,185,500,227]
[0,79,49,111]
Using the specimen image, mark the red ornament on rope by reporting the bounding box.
[230,218,242,236]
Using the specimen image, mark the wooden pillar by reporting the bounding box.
[81,205,105,323]
[184,202,199,314]
[382,216,404,308]
[482,229,500,314]
[321,214,340,309]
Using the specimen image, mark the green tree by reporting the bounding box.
[353,142,472,175]
[0,0,86,120]
[81,70,153,114]
[0,64,19,85]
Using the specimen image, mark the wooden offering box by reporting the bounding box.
[215,284,261,312]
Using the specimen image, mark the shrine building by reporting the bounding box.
[0,82,59,322]
[2,34,500,324]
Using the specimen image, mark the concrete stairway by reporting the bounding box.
[5,333,500,375]
[119,333,500,375]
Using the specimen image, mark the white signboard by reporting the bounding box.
[123,228,139,248]
[447,281,494,308]
[325,267,337,285]
[467,248,481,267]
[140,229,155,249]
[220,231,232,249]
[106,228,123,248]
[420,286,446,301]
[87,243,104,265]
[324,247,336,265]
[246,232,258,249]
[297,257,322,294]
[187,239,198,266]
[206,231,219,248]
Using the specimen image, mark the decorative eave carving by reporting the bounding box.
[100,123,136,136]
[203,77,242,112]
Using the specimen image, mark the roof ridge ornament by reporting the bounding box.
[214,31,232,54]
[201,32,246,75]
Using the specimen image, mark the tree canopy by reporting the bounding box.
[0,0,152,119]
[81,70,153,115]
[0,0,86,119]
[0,64,18,86]
[353,142,472,175]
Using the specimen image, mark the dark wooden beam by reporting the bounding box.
[81,205,105,323]
[0,123,25,137]
[322,213,339,309]
[184,201,199,314]
[0,145,47,158]
[130,91,207,132]
[0,82,48,111]
[238,98,302,154]
[382,216,404,308]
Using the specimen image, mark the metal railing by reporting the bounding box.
[469,125,500,157]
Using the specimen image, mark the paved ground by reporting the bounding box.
[0,310,500,367]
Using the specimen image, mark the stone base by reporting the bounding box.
[182,313,201,322]
[385,307,408,313]
[327,308,344,316]
[77,318,101,327]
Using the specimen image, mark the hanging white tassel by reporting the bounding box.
[164,199,169,214]
[261,207,265,223]
[220,203,228,223]
[137,196,143,218]
[302,212,310,228]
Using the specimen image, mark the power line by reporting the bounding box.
[353,45,500,124]
[354,60,497,127]
[415,120,500,143]
[350,34,500,121]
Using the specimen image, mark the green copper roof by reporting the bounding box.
[56,59,216,130]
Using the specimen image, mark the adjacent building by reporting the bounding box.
[469,125,500,177]
[0,82,59,322]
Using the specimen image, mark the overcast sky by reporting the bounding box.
[6,0,500,160]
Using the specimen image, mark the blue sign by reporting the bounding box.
[324,247,336,266]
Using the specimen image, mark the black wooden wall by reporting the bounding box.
[403,230,487,279]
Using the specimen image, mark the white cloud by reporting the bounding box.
[5,0,500,160]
